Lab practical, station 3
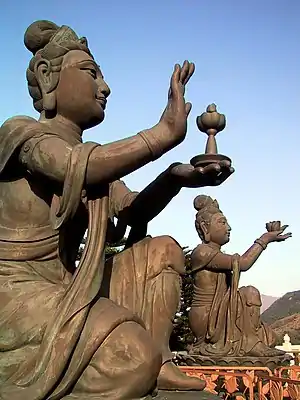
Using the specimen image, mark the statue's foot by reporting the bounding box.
[248,344,286,358]
[157,361,206,391]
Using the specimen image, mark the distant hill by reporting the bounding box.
[261,294,279,313]
[269,314,300,344]
[261,290,300,325]
[261,290,300,344]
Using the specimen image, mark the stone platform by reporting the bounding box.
[175,353,292,370]
[155,391,221,399]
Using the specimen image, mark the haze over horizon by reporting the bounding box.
[1,0,299,296]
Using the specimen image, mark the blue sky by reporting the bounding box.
[1,0,299,296]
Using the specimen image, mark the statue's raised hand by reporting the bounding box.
[262,222,292,243]
[160,61,195,144]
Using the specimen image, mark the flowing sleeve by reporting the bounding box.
[106,180,139,244]
[0,116,38,174]
[109,180,138,219]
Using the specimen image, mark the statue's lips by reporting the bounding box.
[96,96,107,110]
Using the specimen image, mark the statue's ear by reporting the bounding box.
[200,221,208,234]
[34,59,56,111]
[200,221,210,242]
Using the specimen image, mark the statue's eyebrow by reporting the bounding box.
[76,60,98,69]
[65,60,104,79]
[76,60,103,77]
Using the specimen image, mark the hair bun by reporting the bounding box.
[24,20,59,55]
[193,195,214,211]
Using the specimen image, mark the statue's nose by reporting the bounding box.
[99,81,111,98]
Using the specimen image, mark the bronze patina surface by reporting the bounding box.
[186,195,291,367]
[0,21,234,399]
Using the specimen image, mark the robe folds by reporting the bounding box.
[190,243,275,357]
[0,116,150,399]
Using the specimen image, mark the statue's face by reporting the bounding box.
[209,212,231,246]
[55,50,111,129]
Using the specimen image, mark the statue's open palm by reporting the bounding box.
[263,223,292,243]
[160,61,195,144]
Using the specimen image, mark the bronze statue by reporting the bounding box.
[188,195,291,362]
[0,21,234,399]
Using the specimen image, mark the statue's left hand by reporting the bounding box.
[170,160,234,188]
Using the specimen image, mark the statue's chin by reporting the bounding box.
[223,236,230,245]
[215,238,230,246]
[83,112,105,130]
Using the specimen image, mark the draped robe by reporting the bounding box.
[0,116,151,399]
[189,243,276,357]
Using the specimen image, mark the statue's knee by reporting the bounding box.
[149,235,185,275]
[98,322,161,395]
[76,321,161,397]
[240,285,262,306]
[121,322,162,380]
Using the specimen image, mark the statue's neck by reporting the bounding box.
[206,241,221,250]
[39,113,82,142]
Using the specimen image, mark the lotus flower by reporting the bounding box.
[196,104,226,135]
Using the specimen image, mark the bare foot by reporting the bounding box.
[157,361,206,391]
[249,344,286,357]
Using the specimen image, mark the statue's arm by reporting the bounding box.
[205,242,266,272]
[203,226,290,272]
[18,124,180,186]
[122,163,182,225]
[109,164,181,225]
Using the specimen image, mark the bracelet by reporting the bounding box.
[139,130,163,161]
[254,238,267,250]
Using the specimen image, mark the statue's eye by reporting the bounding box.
[89,69,97,79]
[81,67,97,79]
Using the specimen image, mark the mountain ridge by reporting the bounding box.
[261,294,279,313]
[261,290,300,344]
[261,290,300,325]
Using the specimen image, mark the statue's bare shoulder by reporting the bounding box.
[191,243,219,273]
